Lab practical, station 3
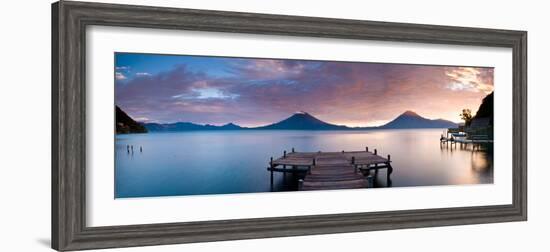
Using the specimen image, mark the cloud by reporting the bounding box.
[133,116,150,122]
[136,72,151,76]
[115,72,127,80]
[116,66,130,71]
[172,87,239,100]
[445,67,494,94]
[226,59,310,80]
[116,65,239,124]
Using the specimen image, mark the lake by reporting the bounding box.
[115,129,493,198]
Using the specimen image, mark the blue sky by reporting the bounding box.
[115,53,236,79]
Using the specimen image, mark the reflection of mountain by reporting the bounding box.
[116,106,147,134]
[137,110,457,133]
[380,110,458,129]
[256,111,348,130]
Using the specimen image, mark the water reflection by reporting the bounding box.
[115,129,493,198]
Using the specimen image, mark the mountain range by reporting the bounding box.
[143,121,242,132]
[129,110,457,132]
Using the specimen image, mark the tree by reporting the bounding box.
[460,109,473,126]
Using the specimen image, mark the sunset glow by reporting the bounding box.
[115,53,494,127]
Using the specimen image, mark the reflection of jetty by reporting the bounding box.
[267,148,393,191]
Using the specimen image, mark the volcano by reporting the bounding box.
[257,111,348,130]
[381,110,457,129]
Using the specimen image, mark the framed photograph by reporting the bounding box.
[52,1,527,251]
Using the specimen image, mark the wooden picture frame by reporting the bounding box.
[52,1,527,251]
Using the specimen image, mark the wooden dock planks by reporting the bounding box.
[269,150,392,191]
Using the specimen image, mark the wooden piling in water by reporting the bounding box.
[386,154,393,183]
[270,157,274,187]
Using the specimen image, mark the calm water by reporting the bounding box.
[115,129,493,198]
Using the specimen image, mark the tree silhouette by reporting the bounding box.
[460,109,473,126]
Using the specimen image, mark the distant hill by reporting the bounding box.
[380,110,458,129]
[116,106,147,134]
[256,111,348,130]
[144,122,244,132]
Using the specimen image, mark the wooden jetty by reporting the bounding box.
[267,148,393,191]
[440,132,493,151]
[441,127,493,147]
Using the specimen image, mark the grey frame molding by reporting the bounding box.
[52,1,527,251]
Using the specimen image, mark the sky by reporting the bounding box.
[115,53,494,127]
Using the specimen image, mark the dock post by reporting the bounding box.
[283,150,287,158]
[374,149,377,155]
[298,179,304,190]
[308,158,315,175]
[270,157,274,188]
[387,161,393,186]
[292,147,295,153]
[366,146,369,152]
[387,154,391,162]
